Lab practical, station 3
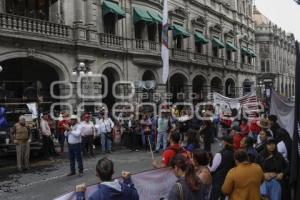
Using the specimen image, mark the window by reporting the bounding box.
[6,0,49,20]
[175,37,182,49]
[248,56,251,65]
[226,50,232,61]
[241,54,245,64]
[266,60,270,72]
[134,21,144,39]
[103,13,116,34]
[261,60,265,72]
[213,46,218,57]
[196,43,203,54]
[148,23,157,42]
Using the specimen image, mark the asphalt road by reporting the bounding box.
[0,143,220,200]
[0,149,158,200]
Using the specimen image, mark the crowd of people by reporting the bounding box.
[11,105,293,200]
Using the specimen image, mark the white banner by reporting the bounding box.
[55,168,177,200]
[26,102,38,119]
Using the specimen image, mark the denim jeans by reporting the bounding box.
[141,130,154,147]
[260,178,281,200]
[68,143,83,174]
[155,131,168,151]
[101,132,112,152]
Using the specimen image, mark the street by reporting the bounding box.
[0,149,158,200]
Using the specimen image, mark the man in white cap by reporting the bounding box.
[64,114,83,176]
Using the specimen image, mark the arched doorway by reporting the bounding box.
[243,79,252,95]
[211,77,223,94]
[0,58,60,102]
[192,75,207,103]
[168,73,188,103]
[225,79,236,98]
[102,67,120,110]
[142,70,156,81]
[142,70,156,103]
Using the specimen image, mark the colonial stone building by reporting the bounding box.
[253,7,296,98]
[0,0,257,112]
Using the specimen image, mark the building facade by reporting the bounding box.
[0,0,257,112]
[254,7,296,98]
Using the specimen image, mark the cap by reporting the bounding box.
[266,137,276,145]
[257,119,270,129]
[70,114,78,120]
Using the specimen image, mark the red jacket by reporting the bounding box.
[240,124,250,138]
[233,134,242,151]
[250,119,261,134]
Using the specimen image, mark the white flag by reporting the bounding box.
[26,103,38,119]
[161,0,169,84]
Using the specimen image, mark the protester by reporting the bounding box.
[192,149,212,200]
[57,112,70,153]
[96,111,114,154]
[231,126,242,151]
[222,150,264,200]
[255,130,269,153]
[249,112,261,139]
[76,157,139,200]
[168,154,205,200]
[40,112,57,158]
[185,129,200,152]
[257,118,273,142]
[127,113,139,152]
[268,115,281,140]
[140,114,152,149]
[209,136,235,200]
[155,110,171,153]
[199,113,214,152]
[64,115,83,177]
[240,136,257,162]
[153,131,182,168]
[239,118,250,138]
[276,128,292,162]
[80,113,96,157]
[256,138,289,200]
[12,115,30,171]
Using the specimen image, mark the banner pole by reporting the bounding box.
[147,135,155,161]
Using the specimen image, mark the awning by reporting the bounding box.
[172,24,190,38]
[133,7,153,24]
[248,48,257,57]
[226,42,237,52]
[241,47,250,55]
[195,32,209,44]
[212,38,225,48]
[102,0,126,19]
[147,10,162,24]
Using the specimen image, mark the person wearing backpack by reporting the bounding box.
[168,154,205,200]
[153,131,186,168]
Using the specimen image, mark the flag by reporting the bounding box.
[290,41,300,199]
[161,0,169,84]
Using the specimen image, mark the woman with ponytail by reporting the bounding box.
[168,154,205,200]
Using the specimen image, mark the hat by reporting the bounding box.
[70,114,78,120]
[266,137,276,145]
[219,135,233,145]
[257,119,270,129]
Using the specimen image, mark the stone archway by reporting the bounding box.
[211,76,223,94]
[225,78,236,98]
[168,73,188,103]
[142,70,156,81]
[102,67,120,110]
[192,75,207,102]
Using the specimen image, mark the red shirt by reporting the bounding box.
[233,134,242,151]
[240,124,250,138]
[161,144,180,166]
[58,119,70,134]
[250,119,261,134]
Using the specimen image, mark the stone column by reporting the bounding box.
[74,0,84,23]
[0,0,5,13]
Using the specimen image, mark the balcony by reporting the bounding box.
[0,13,72,42]
[171,48,189,60]
[226,60,237,68]
[193,53,208,65]
[99,33,124,49]
[211,57,224,67]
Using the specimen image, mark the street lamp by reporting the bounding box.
[72,62,93,76]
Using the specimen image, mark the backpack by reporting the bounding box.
[168,146,191,163]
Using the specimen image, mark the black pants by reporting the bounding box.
[42,135,57,157]
[130,130,138,150]
[81,135,94,156]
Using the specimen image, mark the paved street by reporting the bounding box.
[0,149,158,200]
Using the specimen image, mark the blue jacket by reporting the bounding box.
[76,179,139,200]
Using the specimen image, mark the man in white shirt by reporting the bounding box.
[95,112,114,153]
[64,115,83,176]
[40,113,57,158]
[80,113,96,157]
